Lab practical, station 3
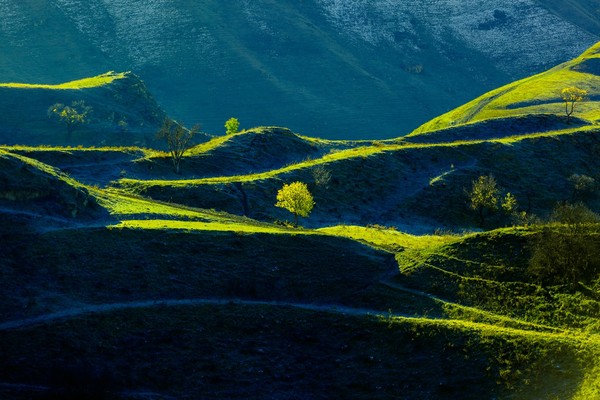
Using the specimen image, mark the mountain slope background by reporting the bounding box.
[1,0,599,139]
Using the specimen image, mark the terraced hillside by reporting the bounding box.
[0,0,598,138]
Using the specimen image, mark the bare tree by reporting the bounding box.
[156,118,200,174]
[561,87,587,122]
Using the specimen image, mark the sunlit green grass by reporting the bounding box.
[95,188,319,236]
[110,219,315,234]
[118,124,597,190]
[0,144,154,154]
[411,42,600,135]
[318,225,460,252]
[0,71,128,90]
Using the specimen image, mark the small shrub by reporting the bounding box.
[312,165,332,187]
[225,117,240,135]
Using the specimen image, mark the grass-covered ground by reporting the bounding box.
[2,42,600,399]
[2,139,599,398]
[0,71,128,90]
[1,303,598,400]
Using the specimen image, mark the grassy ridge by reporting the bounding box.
[113,125,600,231]
[0,71,128,90]
[1,138,599,398]
[410,42,600,136]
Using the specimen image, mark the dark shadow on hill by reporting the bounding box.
[0,151,111,231]
[571,57,600,75]
[405,114,589,144]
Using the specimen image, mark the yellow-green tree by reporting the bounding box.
[225,117,240,135]
[156,118,200,174]
[275,181,315,227]
[468,174,500,227]
[561,87,587,122]
[47,100,92,139]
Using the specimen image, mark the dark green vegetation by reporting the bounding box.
[2,37,600,400]
[1,0,599,138]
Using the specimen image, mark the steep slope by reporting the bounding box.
[0,1,598,138]
[410,42,600,137]
[0,71,167,147]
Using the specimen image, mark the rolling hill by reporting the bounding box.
[1,18,600,400]
[0,71,169,147]
[0,146,598,399]
[409,41,600,137]
[0,0,599,138]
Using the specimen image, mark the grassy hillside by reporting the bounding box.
[1,138,599,398]
[410,42,600,137]
[0,72,168,147]
[111,125,599,231]
[1,303,598,400]
[2,32,600,400]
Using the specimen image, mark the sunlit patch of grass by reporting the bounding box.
[186,132,237,155]
[318,225,460,252]
[0,144,154,154]
[94,188,316,236]
[573,358,600,400]
[109,219,315,235]
[0,71,128,90]
[93,189,207,219]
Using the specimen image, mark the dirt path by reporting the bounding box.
[0,298,415,331]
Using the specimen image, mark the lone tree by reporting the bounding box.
[225,117,240,135]
[156,118,200,174]
[275,181,315,227]
[47,100,92,140]
[561,86,587,122]
[468,174,500,227]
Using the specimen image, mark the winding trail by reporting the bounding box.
[0,298,415,331]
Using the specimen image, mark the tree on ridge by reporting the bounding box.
[156,118,200,174]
